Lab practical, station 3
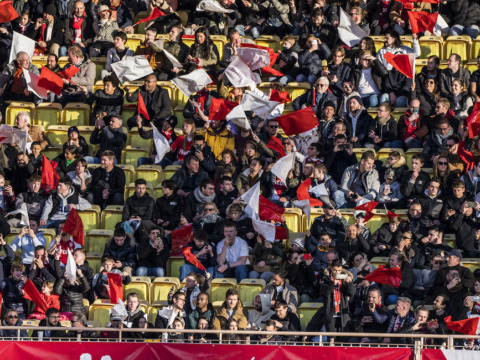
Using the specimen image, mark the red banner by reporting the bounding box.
[0,342,413,359]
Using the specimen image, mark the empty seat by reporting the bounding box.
[211,35,227,61]
[283,208,303,233]
[415,59,428,74]
[42,145,63,160]
[444,35,471,60]
[167,256,184,278]
[210,278,237,303]
[238,279,266,304]
[46,125,70,145]
[86,229,113,253]
[162,165,180,182]
[129,127,153,148]
[91,57,107,80]
[101,205,124,229]
[297,302,323,331]
[122,146,150,168]
[370,256,389,267]
[117,164,136,185]
[124,277,152,302]
[254,35,281,52]
[135,165,163,188]
[125,33,145,52]
[88,302,114,327]
[61,103,90,126]
[86,252,103,273]
[150,277,180,302]
[35,103,62,128]
[77,205,101,233]
[419,36,443,59]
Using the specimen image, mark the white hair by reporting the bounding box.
[317,76,330,86]
[16,112,30,124]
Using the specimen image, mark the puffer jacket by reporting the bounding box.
[90,125,127,162]
[369,223,402,257]
[212,300,248,330]
[86,88,124,117]
[153,193,183,230]
[416,192,443,223]
[340,163,381,201]
[54,276,91,313]
[103,239,137,269]
[297,46,331,77]
[310,215,346,246]
[122,192,155,221]
[198,125,235,161]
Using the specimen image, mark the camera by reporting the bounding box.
[339,143,350,150]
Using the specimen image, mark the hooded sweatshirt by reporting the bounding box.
[247,294,275,330]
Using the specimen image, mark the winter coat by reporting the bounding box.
[261,283,298,313]
[345,109,373,144]
[153,193,183,230]
[212,300,248,330]
[340,163,381,201]
[369,223,402,257]
[187,144,216,177]
[126,86,172,124]
[122,192,155,221]
[54,276,91,313]
[368,115,398,145]
[88,165,126,204]
[0,61,40,90]
[92,269,131,299]
[0,319,28,339]
[103,239,137,269]
[137,238,170,269]
[171,167,209,194]
[198,126,235,161]
[297,46,331,77]
[86,88,124,118]
[251,0,292,26]
[451,212,480,252]
[310,216,346,247]
[105,47,134,72]
[439,66,471,98]
[90,125,127,162]
[292,89,338,119]
[41,187,91,221]
[247,293,275,330]
[400,170,430,199]
[188,303,215,329]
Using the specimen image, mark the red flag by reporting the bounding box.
[276,107,318,136]
[444,316,480,335]
[138,92,150,121]
[62,208,85,246]
[354,201,379,213]
[259,195,285,222]
[183,247,206,272]
[41,155,60,193]
[171,224,193,256]
[467,110,480,138]
[297,178,323,207]
[262,66,284,76]
[0,1,18,23]
[384,52,415,79]
[266,136,286,158]
[134,7,165,25]
[270,89,291,104]
[208,98,238,120]
[240,43,282,75]
[364,265,402,287]
[23,279,48,314]
[38,66,64,96]
[407,11,438,34]
[275,225,288,240]
[107,273,124,304]
[387,211,399,221]
[58,66,80,80]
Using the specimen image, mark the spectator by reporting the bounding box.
[61,1,94,56]
[68,159,92,196]
[155,290,186,329]
[337,224,370,264]
[212,289,248,331]
[92,255,131,299]
[366,103,397,150]
[296,35,331,84]
[171,155,209,199]
[411,253,444,301]
[87,115,127,164]
[47,223,82,265]
[54,268,90,314]
[123,293,146,328]
[369,217,402,258]
[136,227,170,277]
[53,145,79,178]
[0,309,28,339]
[441,179,473,228]
[176,272,211,314]
[261,268,298,313]
[32,308,66,339]
[185,28,218,75]
[33,5,64,57]
[216,176,239,218]
[168,119,197,165]
[122,179,155,223]
[382,252,415,306]
[63,126,89,157]
[15,112,50,151]
[15,175,45,219]
[215,222,249,282]
[292,76,337,118]
[188,292,215,330]
[271,36,298,86]
[305,231,333,272]
[83,76,124,125]
[102,31,134,80]
[197,119,235,161]
[400,154,430,201]
[451,201,480,256]
[153,179,182,231]
[157,26,189,81]
[89,4,118,57]
[449,79,473,120]
[439,54,471,97]
[354,51,387,108]
[187,135,216,178]
[323,134,357,185]
[395,99,425,149]
[310,203,345,246]
[183,178,217,224]
[461,158,480,195]
[102,228,136,277]
[250,235,283,283]
[179,229,216,280]
[344,96,373,148]
[376,30,420,72]
[383,297,416,344]
[270,300,301,342]
[430,294,450,331]
[248,294,275,330]
[422,118,454,167]
[66,312,96,339]
[10,220,47,266]
[355,288,389,343]
[411,78,441,117]
[134,28,163,75]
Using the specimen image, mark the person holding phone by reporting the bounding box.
[186,135,216,178]
[352,288,389,343]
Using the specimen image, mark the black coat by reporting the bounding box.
[353,59,388,92]
[54,276,91,313]
[103,240,137,269]
[126,86,172,125]
[87,88,124,118]
[62,136,89,157]
[90,126,127,162]
[383,69,412,97]
[32,319,66,339]
[369,223,402,257]
[187,144,216,177]
[400,170,430,199]
[323,149,358,185]
[153,193,183,230]
[451,212,480,252]
[137,238,170,269]
[122,193,155,222]
[416,194,443,223]
[171,167,209,194]
[88,165,126,205]
[310,215,345,246]
[292,89,338,119]
[345,110,373,144]
[216,188,239,217]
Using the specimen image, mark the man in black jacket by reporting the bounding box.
[171,155,209,198]
[450,201,480,256]
[33,4,64,57]
[324,134,358,185]
[153,179,182,231]
[86,151,126,209]
[183,178,217,223]
[400,154,430,201]
[269,300,301,342]
[355,288,389,343]
[125,74,172,129]
[137,227,170,277]
[187,135,216,178]
[179,229,216,281]
[32,308,67,339]
[415,179,443,226]
[87,115,127,164]
[122,179,155,222]
[441,179,474,229]
[382,251,414,306]
[292,76,338,119]
[103,228,137,276]
[216,176,239,218]
[299,8,336,50]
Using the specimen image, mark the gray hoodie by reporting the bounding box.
[247,293,275,330]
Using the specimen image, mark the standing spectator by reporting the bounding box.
[83,76,124,125]
[376,31,420,72]
[344,96,373,148]
[33,5,64,57]
[171,155,209,199]
[292,76,337,118]
[89,5,118,57]
[10,220,46,266]
[155,291,187,329]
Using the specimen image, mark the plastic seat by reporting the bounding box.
[150,277,181,302]
[419,35,443,59]
[86,252,103,273]
[400,35,413,49]
[472,35,480,58]
[175,86,190,111]
[211,35,227,61]
[443,234,456,248]
[405,148,423,168]
[370,257,389,267]
[86,229,113,253]
[122,146,150,168]
[121,104,137,121]
[125,33,145,52]
[210,278,237,303]
[297,302,323,331]
[42,145,63,160]
[353,148,375,162]
[77,205,101,233]
[124,277,152,302]
[5,227,21,245]
[88,303,114,327]
[254,35,281,52]
[21,319,39,337]
[61,103,90,127]
[370,36,385,53]
[238,279,266,304]
[31,55,48,69]
[283,208,303,233]
[157,81,175,105]
[6,102,35,126]
[444,35,471,60]
[162,165,181,182]
[465,59,478,74]
[58,56,69,68]
[135,165,163,188]
[35,103,62,128]
[41,228,57,250]
[365,210,389,233]
[415,59,428,74]
[77,125,96,140]
[148,300,167,324]
[304,208,324,230]
[101,205,124,229]
[339,209,356,224]
[46,125,70,146]
[153,183,164,200]
[125,182,154,199]
[91,57,107,81]
[129,127,153,148]
[116,164,135,185]
[93,80,104,93]
[167,256,184,278]
[391,108,407,122]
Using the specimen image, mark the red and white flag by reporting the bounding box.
[237,47,271,71]
[152,124,171,163]
[134,7,165,25]
[23,70,48,100]
[338,8,368,47]
[224,56,258,88]
[0,1,18,23]
[9,31,35,63]
[226,104,250,130]
[137,92,150,120]
[0,125,27,151]
[240,90,280,120]
[208,98,238,120]
[241,181,260,220]
[171,69,212,98]
[444,316,480,336]
[276,107,318,136]
[62,208,85,246]
[407,11,438,34]
[271,152,295,184]
[384,52,415,79]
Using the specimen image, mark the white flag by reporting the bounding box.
[65,249,77,285]
[433,15,449,36]
[111,55,153,83]
[252,218,276,243]
[226,104,250,130]
[163,49,183,69]
[240,181,260,220]
[271,153,295,185]
[237,48,271,71]
[23,70,48,100]
[7,203,29,226]
[0,125,27,152]
[309,183,329,198]
[337,8,368,47]
[224,56,258,88]
[153,125,171,163]
[171,69,212,97]
[9,31,36,64]
[294,199,311,228]
[110,299,129,321]
[240,90,280,120]
[196,0,234,13]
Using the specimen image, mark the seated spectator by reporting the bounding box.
[412,252,444,302]
[186,135,216,178]
[377,151,409,184]
[179,229,216,280]
[136,227,170,277]
[337,224,370,264]
[416,178,443,225]
[153,179,182,231]
[63,126,89,158]
[100,312,124,339]
[344,96,373,148]
[183,178,216,223]
[40,177,92,230]
[325,46,353,98]
[130,316,157,340]
[156,25,189,81]
[354,51,387,108]
[441,179,473,228]
[250,236,283,283]
[89,5,118,57]
[410,78,441,117]
[366,103,397,150]
[270,36,298,86]
[155,291,187,329]
[10,220,47,266]
[248,294,275,330]
[32,308,66,339]
[197,119,235,162]
[337,79,360,119]
[376,31,420,72]
[451,200,480,257]
[102,31,134,80]
[439,54,471,98]
[102,228,136,277]
[270,300,301,342]
[33,5,64,57]
[316,102,339,139]
[60,1,94,57]
[66,312,96,339]
[461,157,480,195]
[310,203,345,245]
[235,157,268,190]
[53,145,79,178]
[377,168,403,210]
[83,76,124,125]
[124,293,146,328]
[86,150,126,208]
[261,268,298,313]
[47,227,82,266]
[125,74,172,130]
[369,216,402,258]
[92,255,131,299]
[166,119,196,166]
[28,245,58,293]
[10,152,35,196]
[86,115,127,164]
[215,222,249,282]
[354,288,389,343]
[68,159,92,196]
[449,79,473,121]
[185,28,218,75]
[176,272,211,315]
[134,28,164,77]
[216,176,239,218]
[295,34,331,85]
[292,76,337,119]
[191,315,216,343]
[323,134,358,185]
[422,118,455,167]
[14,112,49,151]
[122,179,155,224]
[400,154,429,201]
[212,289,247,330]
[54,267,90,314]
[0,309,28,339]
[285,250,317,302]
[101,0,134,34]
[188,293,215,330]
[29,142,43,175]
[57,45,96,107]
[171,155,209,199]
[305,231,334,272]
[382,252,415,306]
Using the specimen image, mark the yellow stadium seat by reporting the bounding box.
[370,36,385,53]
[443,234,456,248]
[148,301,167,324]
[77,205,101,233]
[461,258,480,269]
[125,182,154,199]
[101,205,124,229]
[21,319,39,337]
[122,145,150,167]
[124,81,144,99]
[211,35,227,61]
[58,56,69,68]
[297,302,323,331]
[175,86,190,111]
[150,277,181,302]
[212,300,223,311]
[167,256,184,278]
[353,148,375,162]
[88,302,114,327]
[121,104,137,120]
[399,35,413,49]
[157,81,175,102]
[391,108,407,122]
[116,164,135,185]
[42,228,57,250]
[285,82,311,102]
[126,33,145,52]
[370,257,389,267]
[339,209,356,224]
[238,279,265,304]
[153,183,164,199]
[87,229,113,253]
[405,148,422,168]
[419,36,443,59]
[91,57,106,81]
[376,148,405,164]
[210,278,237,303]
[444,35,472,60]
[129,127,153,148]
[284,208,303,233]
[61,103,91,127]
[46,125,70,145]
[415,59,427,74]
[6,102,35,126]
[35,103,62,128]
[162,165,180,182]
[366,209,389,233]
[5,227,21,245]
[87,252,103,273]
[124,276,152,302]
[31,56,48,69]
[42,145,63,160]
[182,36,195,48]
[93,80,104,93]
[77,125,96,140]
[466,60,478,74]
[254,35,281,52]
[135,165,163,187]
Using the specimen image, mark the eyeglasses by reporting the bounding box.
[402,236,411,240]
[316,84,327,88]
[426,80,435,84]
[437,161,448,166]
[446,144,454,148]
[343,84,352,88]
[8,315,18,319]
[434,261,442,265]
[349,12,358,15]
[269,125,278,128]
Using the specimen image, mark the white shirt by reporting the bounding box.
[358,68,379,96]
[217,237,250,264]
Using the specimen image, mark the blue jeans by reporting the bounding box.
[361,94,379,108]
[136,266,165,277]
[84,156,118,165]
[249,270,274,283]
[296,74,316,85]
[42,219,62,232]
[379,94,408,107]
[137,157,154,167]
[450,24,480,39]
[235,25,262,39]
[392,24,406,36]
[333,190,347,209]
[269,75,294,86]
[179,264,216,281]
[59,46,68,57]
[215,265,249,283]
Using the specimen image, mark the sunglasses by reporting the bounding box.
[8,315,18,319]
[437,161,448,165]
[434,261,442,265]
[269,125,278,128]
[402,236,411,240]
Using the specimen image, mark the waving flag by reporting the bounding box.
[107,273,124,304]
[171,69,211,97]
[364,265,402,287]
[38,66,64,96]
[183,247,206,272]
[384,52,415,79]
[259,195,285,222]
[134,7,165,25]
[41,155,60,193]
[444,316,480,336]
[271,152,295,184]
[23,279,49,314]
[0,125,27,151]
[62,208,85,246]
[297,178,323,207]
[208,98,238,120]
[137,92,150,121]
[171,224,193,256]
[241,181,260,220]
[407,11,438,34]
[266,136,286,158]
[276,107,318,136]
[9,31,35,64]
[224,56,258,88]
[338,8,368,47]
[0,1,18,23]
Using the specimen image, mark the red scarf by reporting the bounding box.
[332,276,342,313]
[72,13,85,44]
[375,300,383,308]
[35,23,48,55]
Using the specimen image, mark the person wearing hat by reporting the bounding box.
[377,168,403,210]
[89,4,119,57]
[317,100,340,138]
[344,95,373,148]
[310,200,345,246]
[292,76,338,119]
[353,51,388,108]
[63,126,89,157]
[32,4,64,57]
[366,102,398,151]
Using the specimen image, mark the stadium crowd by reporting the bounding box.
[0,0,479,348]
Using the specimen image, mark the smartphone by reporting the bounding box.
[413,108,419,115]
[311,40,317,46]
[195,145,202,151]
[303,253,312,261]
[336,274,347,280]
